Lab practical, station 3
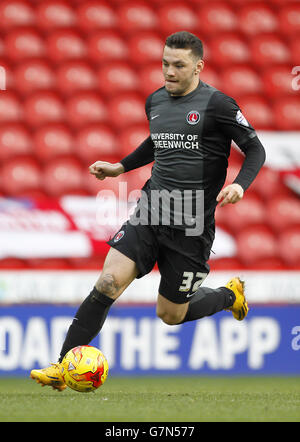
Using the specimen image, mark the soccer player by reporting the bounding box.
[31,31,265,390]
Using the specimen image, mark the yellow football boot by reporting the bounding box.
[30,363,67,391]
[226,277,249,321]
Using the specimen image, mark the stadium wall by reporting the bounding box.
[0,270,299,304]
[0,270,299,376]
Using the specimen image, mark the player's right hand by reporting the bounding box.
[89,161,125,180]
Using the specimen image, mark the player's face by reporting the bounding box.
[162,46,203,96]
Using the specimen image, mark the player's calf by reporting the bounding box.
[178,286,235,323]
[156,294,189,325]
[58,286,115,362]
[95,273,119,299]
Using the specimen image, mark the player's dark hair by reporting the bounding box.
[165,31,203,59]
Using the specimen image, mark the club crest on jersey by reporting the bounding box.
[186,110,200,125]
[114,230,124,242]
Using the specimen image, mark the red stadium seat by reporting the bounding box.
[249,166,290,201]
[199,67,221,90]
[105,0,134,4]
[278,228,300,268]
[46,29,86,62]
[209,34,250,66]
[56,61,97,95]
[222,159,242,189]
[214,202,226,227]
[33,123,74,162]
[273,97,300,130]
[117,1,158,34]
[35,0,76,29]
[126,163,153,194]
[65,92,107,127]
[13,59,56,95]
[250,34,291,67]
[217,164,259,216]
[289,37,300,67]
[107,93,146,128]
[17,189,49,199]
[0,0,35,30]
[237,3,278,35]
[280,169,300,197]
[266,196,300,233]
[245,257,287,271]
[128,32,164,66]
[87,31,128,63]
[0,59,13,90]
[217,194,266,233]
[118,123,149,157]
[0,156,42,196]
[4,28,45,61]
[219,66,263,98]
[134,0,173,3]
[76,1,118,31]
[23,91,65,127]
[229,144,244,164]
[0,91,23,122]
[202,42,213,65]
[229,0,282,4]
[138,63,164,97]
[0,36,4,57]
[157,3,198,35]
[75,124,119,164]
[196,2,238,35]
[0,123,32,160]
[209,257,244,271]
[262,65,298,98]
[235,225,278,266]
[84,170,128,196]
[237,95,274,130]
[43,157,84,197]
[279,3,300,36]
[97,62,139,96]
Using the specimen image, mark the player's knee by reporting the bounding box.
[156,307,182,325]
[95,273,119,299]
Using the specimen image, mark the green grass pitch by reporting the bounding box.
[0,376,300,422]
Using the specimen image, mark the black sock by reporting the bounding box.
[58,287,114,362]
[181,286,235,323]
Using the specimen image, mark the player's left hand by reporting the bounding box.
[216,183,244,207]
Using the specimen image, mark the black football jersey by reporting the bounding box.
[130,81,258,237]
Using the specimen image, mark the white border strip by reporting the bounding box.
[0,270,299,304]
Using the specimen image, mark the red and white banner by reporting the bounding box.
[0,196,118,259]
[0,194,236,260]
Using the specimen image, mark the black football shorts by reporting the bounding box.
[107,222,212,304]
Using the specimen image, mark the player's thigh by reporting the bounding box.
[95,247,139,300]
[156,294,189,325]
[157,235,209,303]
[156,229,209,323]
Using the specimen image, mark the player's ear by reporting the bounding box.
[195,59,204,75]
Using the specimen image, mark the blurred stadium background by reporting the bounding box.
[0,0,299,378]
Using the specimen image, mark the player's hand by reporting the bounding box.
[89,161,125,180]
[216,183,244,207]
